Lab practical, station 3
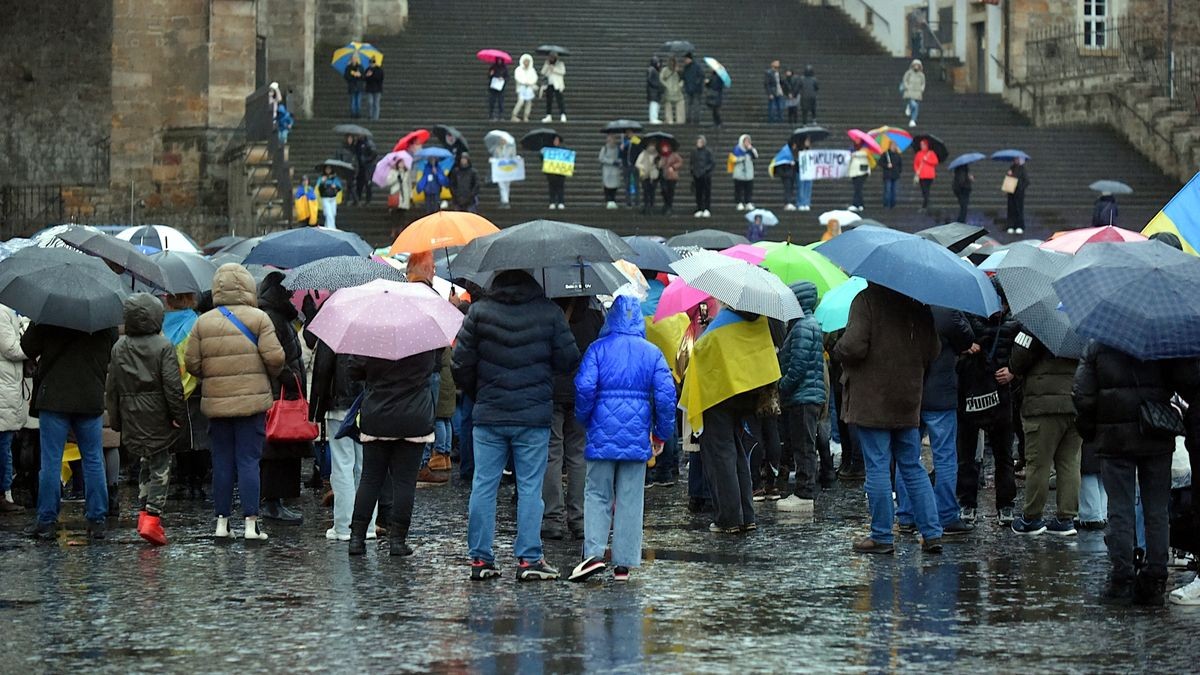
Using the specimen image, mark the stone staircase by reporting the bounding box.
[287,0,1183,248]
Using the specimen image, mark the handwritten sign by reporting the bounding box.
[798,150,851,181]
[541,148,576,177]
[490,156,526,183]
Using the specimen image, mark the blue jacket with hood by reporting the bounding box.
[575,295,676,461]
[778,281,827,407]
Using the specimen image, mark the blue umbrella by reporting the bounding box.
[1052,240,1200,359]
[991,149,1030,162]
[816,226,1001,316]
[813,276,867,332]
[622,236,681,273]
[414,147,454,161]
[948,152,986,170]
[243,228,373,269]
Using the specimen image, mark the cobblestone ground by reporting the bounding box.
[0,465,1195,673]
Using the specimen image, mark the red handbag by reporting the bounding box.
[266,373,319,443]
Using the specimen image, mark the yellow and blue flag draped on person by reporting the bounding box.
[645,313,689,382]
[1143,170,1200,255]
[679,313,781,431]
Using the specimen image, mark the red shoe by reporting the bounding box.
[139,514,168,546]
[136,510,148,536]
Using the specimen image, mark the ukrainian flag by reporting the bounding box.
[1143,171,1200,255]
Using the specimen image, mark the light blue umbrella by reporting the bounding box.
[977,249,1009,272]
[948,152,986,170]
[991,149,1030,162]
[816,226,1001,316]
[814,276,867,332]
[414,147,454,161]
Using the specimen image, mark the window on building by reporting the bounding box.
[1083,0,1108,48]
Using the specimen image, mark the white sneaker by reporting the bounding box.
[1014,227,1024,234]
[560,114,567,123]
[785,204,797,211]
[693,210,703,218]
[776,495,815,512]
[549,204,557,210]
[325,527,350,542]
[746,202,755,210]
[909,120,917,127]
[1169,576,1200,605]
[607,201,618,209]
[214,516,231,539]
[542,115,553,123]
[800,205,811,211]
[702,209,711,218]
[439,200,449,209]
[736,203,746,211]
[558,203,566,210]
[244,518,268,541]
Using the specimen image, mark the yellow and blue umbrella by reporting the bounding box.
[331,42,383,75]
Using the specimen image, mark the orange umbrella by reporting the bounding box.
[389,211,499,255]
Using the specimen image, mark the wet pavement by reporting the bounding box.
[1,465,1196,673]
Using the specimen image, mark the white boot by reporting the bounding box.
[4,490,13,504]
[214,516,231,538]
[244,517,268,541]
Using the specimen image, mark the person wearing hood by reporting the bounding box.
[163,293,210,500]
[453,270,580,581]
[418,157,449,214]
[105,293,187,546]
[799,65,819,125]
[1092,192,1119,227]
[901,60,925,127]
[646,57,664,124]
[634,142,661,215]
[0,304,26,513]
[732,134,758,211]
[512,53,538,122]
[691,135,715,217]
[186,264,286,540]
[540,52,567,123]
[449,152,480,212]
[659,141,683,215]
[599,134,622,209]
[567,295,675,583]
[256,271,312,525]
[776,282,827,512]
[661,57,686,125]
[487,57,508,121]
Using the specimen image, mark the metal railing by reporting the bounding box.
[825,0,892,37]
[0,185,64,239]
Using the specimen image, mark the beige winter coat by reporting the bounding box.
[0,304,27,432]
[185,264,285,418]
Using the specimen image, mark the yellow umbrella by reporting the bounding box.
[331,42,384,73]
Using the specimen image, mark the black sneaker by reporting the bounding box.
[922,537,944,554]
[1100,579,1134,606]
[1045,517,1077,536]
[541,528,566,541]
[997,507,1016,525]
[470,559,501,581]
[568,556,606,582]
[87,519,107,540]
[24,520,56,540]
[613,566,630,582]
[960,507,977,524]
[896,522,917,535]
[943,520,975,536]
[517,559,560,581]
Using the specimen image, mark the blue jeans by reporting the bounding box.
[896,409,961,526]
[349,89,362,118]
[327,410,375,536]
[882,178,898,208]
[468,424,551,563]
[855,424,942,544]
[38,412,106,523]
[906,98,920,124]
[767,95,784,122]
[1078,473,1108,523]
[456,394,475,480]
[0,430,13,492]
[367,91,381,120]
[584,460,647,567]
[434,418,452,454]
[422,372,441,465]
[209,414,265,517]
[796,180,813,208]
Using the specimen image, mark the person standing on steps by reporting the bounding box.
[848,140,871,212]
[682,53,705,125]
[705,66,725,129]
[879,137,902,209]
[185,264,285,541]
[540,52,567,123]
[799,65,819,125]
[782,68,801,125]
[901,60,925,128]
[454,270,580,582]
[953,163,974,223]
[449,152,480,213]
[661,57,685,125]
[777,141,799,211]
[795,135,815,212]
[511,54,538,122]
[646,57,664,125]
[691,135,714,218]
[1004,157,1029,234]
[599,134,622,209]
[487,57,507,121]
[354,133,379,206]
[763,60,784,123]
[1092,191,1119,227]
[344,54,364,119]
[732,134,757,211]
[635,142,661,215]
[541,134,570,210]
[490,134,517,209]
[659,141,682,215]
[620,130,642,209]
[364,57,384,121]
[913,138,939,211]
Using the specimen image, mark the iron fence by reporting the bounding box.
[0,185,64,239]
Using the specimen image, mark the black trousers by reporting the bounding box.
[919,178,933,208]
[661,179,677,208]
[734,179,754,205]
[746,414,781,492]
[956,411,1017,511]
[851,175,866,208]
[699,401,754,529]
[603,187,617,202]
[544,86,565,115]
[641,178,658,210]
[782,174,797,205]
[547,174,566,204]
[801,97,817,124]
[693,175,712,210]
[1007,192,1025,229]
[1104,453,1172,582]
[786,104,798,124]
[710,104,722,127]
[352,440,423,539]
[954,188,971,223]
[686,91,703,123]
[487,89,504,119]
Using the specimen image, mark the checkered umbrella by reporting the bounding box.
[1053,240,1200,359]
[669,250,802,321]
[994,244,1086,359]
[283,256,407,291]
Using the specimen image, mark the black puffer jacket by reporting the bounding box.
[104,294,187,456]
[968,310,1019,399]
[923,307,973,411]
[1072,341,1200,458]
[552,297,605,407]
[23,324,118,417]
[453,271,579,427]
[348,350,438,439]
[258,272,306,397]
[308,338,364,422]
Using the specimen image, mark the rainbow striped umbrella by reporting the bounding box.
[868,126,913,154]
[331,42,384,74]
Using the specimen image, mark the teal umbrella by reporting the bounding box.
[813,277,867,332]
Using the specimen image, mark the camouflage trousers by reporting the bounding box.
[138,449,172,516]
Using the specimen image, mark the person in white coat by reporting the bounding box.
[0,304,27,511]
[540,53,567,123]
[512,54,539,122]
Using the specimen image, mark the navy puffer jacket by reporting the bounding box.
[778,282,827,407]
[575,295,675,461]
[453,271,579,427]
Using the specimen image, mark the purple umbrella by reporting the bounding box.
[372,150,414,188]
[307,279,463,360]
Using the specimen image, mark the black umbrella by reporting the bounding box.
[0,247,127,331]
[911,133,949,162]
[536,263,629,298]
[536,45,570,56]
[212,236,262,263]
[333,124,373,138]
[316,159,356,178]
[790,126,830,145]
[283,255,407,291]
[432,124,469,152]
[917,222,987,253]
[622,236,682,273]
[845,218,889,232]
[640,131,678,151]
[601,119,644,134]
[203,235,245,256]
[661,40,695,54]
[667,229,749,250]
[56,226,170,291]
[136,250,218,295]
[520,127,561,151]
[453,219,634,274]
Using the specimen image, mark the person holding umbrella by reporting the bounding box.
[953,162,975,223]
[512,54,538,122]
[418,155,449,214]
[1092,192,1119,227]
[705,64,725,128]
[599,134,622,209]
[487,131,518,209]
[1004,157,1030,234]
[661,57,686,125]
[848,139,871,212]
[354,133,379,206]
[691,135,714,217]
[316,165,344,229]
[659,140,683,215]
[487,57,508,121]
[635,142,661,215]
[364,57,384,121]
[449,152,481,213]
[913,137,940,211]
[0,304,25,513]
[540,52,567,123]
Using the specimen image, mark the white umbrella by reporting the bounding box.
[669,250,802,321]
[116,225,200,253]
[484,129,515,153]
[31,224,100,249]
[818,210,860,227]
[744,209,779,227]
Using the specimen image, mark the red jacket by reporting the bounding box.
[913,149,939,180]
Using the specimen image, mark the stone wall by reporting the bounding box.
[258,0,317,117]
[1127,0,1200,48]
[316,0,408,47]
[1004,0,1077,82]
[0,1,113,186]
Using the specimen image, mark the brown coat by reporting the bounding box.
[833,284,939,429]
[185,264,286,419]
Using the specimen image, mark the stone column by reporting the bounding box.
[259,0,316,117]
